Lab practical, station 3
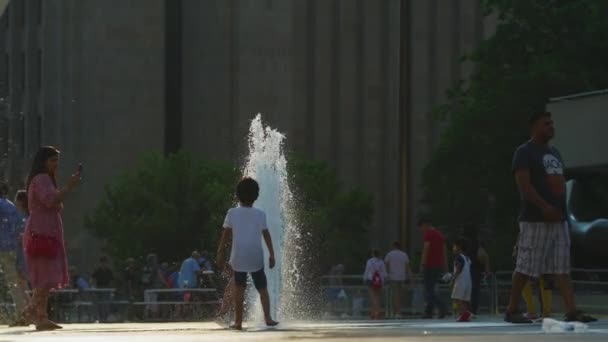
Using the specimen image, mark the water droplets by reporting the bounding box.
[243,114,303,321]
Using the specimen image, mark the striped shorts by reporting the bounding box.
[515,222,570,278]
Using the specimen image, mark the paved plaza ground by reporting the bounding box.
[0,318,606,342]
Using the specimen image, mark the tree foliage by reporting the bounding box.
[288,154,373,275]
[86,151,373,275]
[85,152,238,263]
[423,0,608,269]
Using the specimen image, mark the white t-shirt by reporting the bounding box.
[363,257,387,283]
[223,206,268,272]
[384,249,410,281]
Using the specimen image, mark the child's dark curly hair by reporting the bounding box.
[236,177,259,205]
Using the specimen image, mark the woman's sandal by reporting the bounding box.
[35,319,63,331]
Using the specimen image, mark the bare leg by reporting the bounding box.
[522,280,537,315]
[42,290,61,328]
[369,288,380,319]
[539,276,553,317]
[218,277,235,316]
[258,288,278,325]
[233,285,245,329]
[554,274,576,314]
[35,289,48,323]
[461,301,469,314]
[506,272,529,314]
[17,275,30,307]
[31,289,59,330]
[23,289,40,323]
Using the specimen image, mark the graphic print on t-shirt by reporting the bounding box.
[543,153,566,196]
[543,154,563,175]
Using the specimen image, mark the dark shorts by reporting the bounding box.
[234,268,267,290]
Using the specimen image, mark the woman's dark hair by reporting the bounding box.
[371,249,380,258]
[26,146,60,191]
[236,177,259,205]
[14,190,28,213]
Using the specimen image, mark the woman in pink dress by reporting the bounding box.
[23,146,80,330]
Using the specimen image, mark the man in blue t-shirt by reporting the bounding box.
[179,251,202,289]
[505,111,596,324]
[0,181,29,326]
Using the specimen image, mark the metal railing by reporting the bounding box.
[321,269,608,319]
[320,274,497,319]
[0,287,221,324]
[1,269,606,323]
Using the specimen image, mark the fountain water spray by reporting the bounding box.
[242,114,303,321]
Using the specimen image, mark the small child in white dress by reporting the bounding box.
[451,238,472,322]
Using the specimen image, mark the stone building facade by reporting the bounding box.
[0,0,496,265]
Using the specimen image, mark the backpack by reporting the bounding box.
[371,270,383,289]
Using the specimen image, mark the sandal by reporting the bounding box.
[35,319,63,331]
[504,312,533,324]
[265,320,279,327]
[564,311,597,323]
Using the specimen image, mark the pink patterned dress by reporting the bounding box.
[24,174,69,289]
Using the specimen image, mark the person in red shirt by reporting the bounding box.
[419,218,448,318]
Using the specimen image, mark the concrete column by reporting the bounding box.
[311,0,333,162]
[181,0,233,160]
[336,0,357,185]
[384,0,402,244]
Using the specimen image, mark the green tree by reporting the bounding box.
[86,151,372,277]
[288,154,373,275]
[85,152,238,263]
[423,0,608,269]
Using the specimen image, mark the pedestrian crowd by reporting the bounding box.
[358,219,490,322]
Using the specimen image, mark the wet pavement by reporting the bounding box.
[0,318,606,341]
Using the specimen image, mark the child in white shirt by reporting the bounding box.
[363,249,387,319]
[217,178,278,330]
[451,238,472,322]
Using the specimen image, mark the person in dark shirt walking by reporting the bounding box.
[505,111,595,324]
